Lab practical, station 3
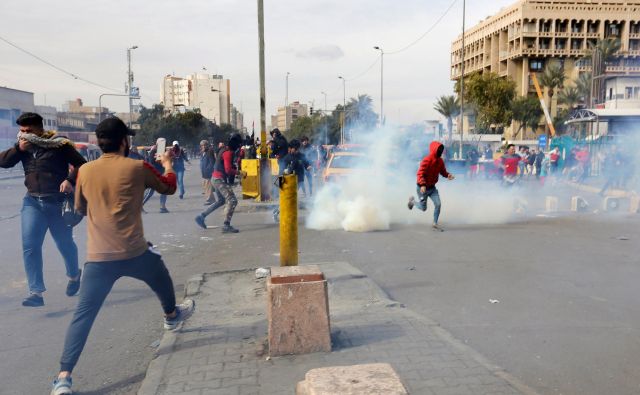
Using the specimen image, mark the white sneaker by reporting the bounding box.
[164,299,196,330]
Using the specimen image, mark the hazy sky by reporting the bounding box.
[0,0,515,126]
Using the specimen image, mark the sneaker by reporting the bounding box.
[159,207,169,214]
[221,224,239,234]
[407,196,415,210]
[22,293,44,307]
[179,194,184,199]
[432,223,444,232]
[66,269,82,297]
[51,376,72,395]
[195,215,207,229]
[164,299,196,330]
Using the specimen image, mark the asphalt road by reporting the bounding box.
[1,165,639,395]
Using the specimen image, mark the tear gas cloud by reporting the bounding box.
[305,122,639,233]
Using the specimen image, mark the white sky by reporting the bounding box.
[0,0,515,126]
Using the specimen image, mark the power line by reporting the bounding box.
[343,56,380,81]
[0,34,120,93]
[386,0,459,55]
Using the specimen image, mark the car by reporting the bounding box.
[74,142,101,161]
[322,151,368,183]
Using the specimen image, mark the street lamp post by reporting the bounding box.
[458,0,466,159]
[374,46,384,125]
[320,91,327,113]
[127,45,138,129]
[338,76,346,145]
[285,72,290,107]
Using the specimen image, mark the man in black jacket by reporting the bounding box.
[0,112,86,307]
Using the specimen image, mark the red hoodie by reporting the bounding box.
[416,141,450,187]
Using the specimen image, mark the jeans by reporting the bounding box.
[142,189,168,208]
[175,169,185,197]
[21,195,79,294]
[301,171,313,196]
[200,179,237,224]
[59,249,176,373]
[416,186,441,224]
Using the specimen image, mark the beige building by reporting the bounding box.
[276,101,308,131]
[160,73,231,124]
[451,0,640,138]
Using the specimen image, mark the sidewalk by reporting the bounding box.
[139,262,538,395]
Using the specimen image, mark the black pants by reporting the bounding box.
[59,249,176,373]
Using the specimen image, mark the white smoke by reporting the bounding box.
[306,124,539,232]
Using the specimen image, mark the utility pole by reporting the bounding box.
[126,46,138,129]
[257,0,270,201]
[458,0,466,159]
[338,76,346,145]
[374,46,384,125]
[320,91,327,113]
[285,72,290,107]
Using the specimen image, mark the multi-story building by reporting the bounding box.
[35,105,58,130]
[604,76,640,108]
[0,87,34,149]
[276,101,308,131]
[160,73,231,124]
[451,0,640,138]
[230,105,244,131]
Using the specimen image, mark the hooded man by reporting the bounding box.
[407,141,455,231]
[170,141,190,199]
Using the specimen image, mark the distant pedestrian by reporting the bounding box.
[466,148,480,180]
[549,147,560,174]
[170,141,190,199]
[407,141,455,231]
[299,136,314,196]
[501,144,521,187]
[272,139,312,223]
[50,117,194,395]
[195,134,244,233]
[199,140,217,204]
[143,145,170,213]
[0,112,86,307]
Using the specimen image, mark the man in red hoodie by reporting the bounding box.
[408,141,455,231]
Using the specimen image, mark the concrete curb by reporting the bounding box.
[137,275,205,395]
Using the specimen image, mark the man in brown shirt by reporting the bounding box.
[51,118,195,395]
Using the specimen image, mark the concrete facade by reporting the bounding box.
[451,0,640,138]
[0,87,34,149]
[160,73,231,125]
[277,101,308,131]
[604,76,640,108]
[34,105,58,130]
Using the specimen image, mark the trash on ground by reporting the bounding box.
[255,268,270,279]
[616,236,630,241]
[489,299,500,304]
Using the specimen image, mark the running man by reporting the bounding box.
[50,118,194,395]
[407,141,455,231]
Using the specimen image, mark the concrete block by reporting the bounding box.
[545,196,558,212]
[295,363,408,395]
[603,196,620,212]
[268,265,331,356]
[571,196,589,212]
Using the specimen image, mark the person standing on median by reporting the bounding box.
[407,141,455,232]
[0,112,86,307]
[50,118,195,395]
[195,133,245,233]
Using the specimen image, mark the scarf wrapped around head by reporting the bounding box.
[17,130,74,149]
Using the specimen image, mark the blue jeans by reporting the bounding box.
[21,195,79,293]
[416,186,441,224]
[175,169,185,196]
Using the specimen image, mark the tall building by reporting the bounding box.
[450,0,640,138]
[0,87,34,149]
[276,101,308,131]
[160,73,231,124]
[230,105,244,131]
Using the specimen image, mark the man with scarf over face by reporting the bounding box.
[0,112,86,307]
[407,141,455,231]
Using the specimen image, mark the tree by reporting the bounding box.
[457,72,516,130]
[575,72,592,103]
[288,116,314,141]
[587,37,621,64]
[511,96,543,139]
[433,95,459,142]
[558,87,581,109]
[538,63,566,103]
[136,104,219,147]
[345,94,377,133]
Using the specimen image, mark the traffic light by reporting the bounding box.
[310,106,314,115]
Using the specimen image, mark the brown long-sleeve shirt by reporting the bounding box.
[75,153,176,262]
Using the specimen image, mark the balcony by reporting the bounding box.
[522,47,537,55]
[628,50,640,57]
[630,33,640,39]
[539,31,553,37]
[554,48,569,55]
[570,49,585,56]
[586,32,600,38]
[555,31,570,38]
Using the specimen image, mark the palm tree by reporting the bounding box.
[433,95,459,142]
[558,87,581,109]
[587,38,622,64]
[345,94,377,132]
[575,72,591,103]
[511,96,543,139]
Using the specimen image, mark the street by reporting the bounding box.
[1,166,640,394]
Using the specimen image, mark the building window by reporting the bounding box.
[609,88,613,100]
[625,87,633,99]
[634,87,640,99]
[530,59,544,71]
